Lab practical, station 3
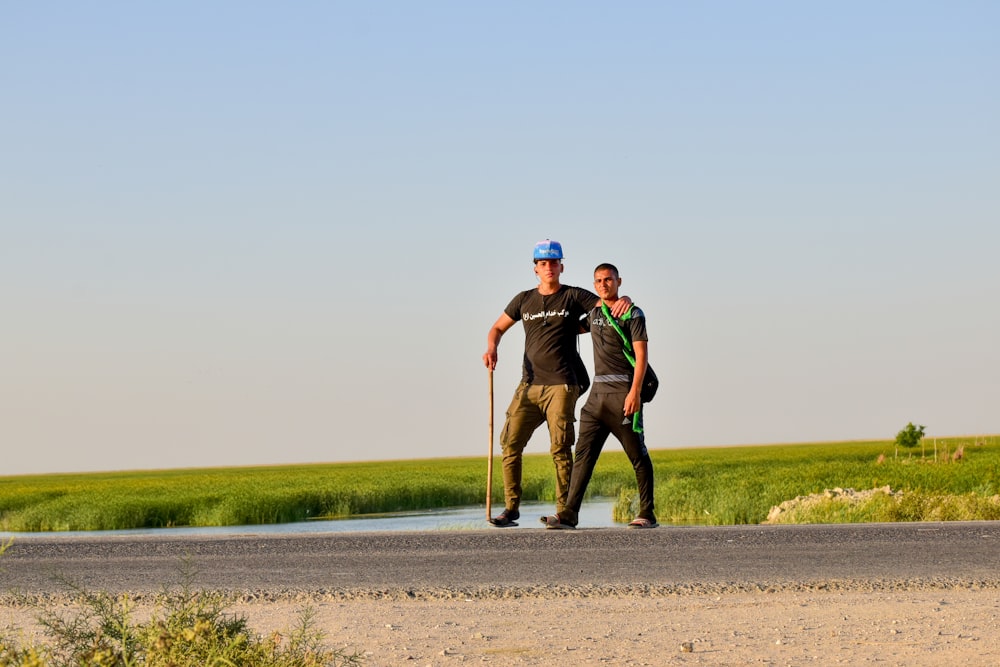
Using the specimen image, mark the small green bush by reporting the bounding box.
[0,572,363,667]
[895,422,926,450]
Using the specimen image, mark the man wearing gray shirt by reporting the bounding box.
[541,262,657,529]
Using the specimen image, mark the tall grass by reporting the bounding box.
[623,435,1000,525]
[0,459,504,532]
[1,436,997,531]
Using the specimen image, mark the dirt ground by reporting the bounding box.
[8,588,996,666]
[242,590,1000,666]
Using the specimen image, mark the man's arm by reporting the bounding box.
[597,295,632,318]
[575,286,631,318]
[483,313,517,370]
[623,340,647,417]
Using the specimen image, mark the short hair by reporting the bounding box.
[593,263,619,277]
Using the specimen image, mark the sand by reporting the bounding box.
[7,588,989,666]
[230,589,1000,666]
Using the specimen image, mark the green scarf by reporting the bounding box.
[601,301,644,434]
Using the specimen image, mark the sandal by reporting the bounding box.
[627,517,659,529]
[488,508,520,527]
[539,515,576,530]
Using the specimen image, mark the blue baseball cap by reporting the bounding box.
[533,239,564,261]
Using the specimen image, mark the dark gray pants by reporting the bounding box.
[562,390,655,526]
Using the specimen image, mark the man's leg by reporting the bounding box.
[497,383,545,517]
[539,384,580,516]
[610,404,656,522]
[561,395,612,527]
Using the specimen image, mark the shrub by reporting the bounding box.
[895,422,926,450]
[0,558,363,667]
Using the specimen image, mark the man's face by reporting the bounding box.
[534,259,564,281]
[593,268,621,301]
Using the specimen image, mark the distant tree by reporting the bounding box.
[895,422,926,458]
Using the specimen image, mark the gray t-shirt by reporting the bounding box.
[582,304,648,393]
[504,285,598,386]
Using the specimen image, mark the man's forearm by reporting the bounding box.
[631,341,648,394]
[486,326,505,352]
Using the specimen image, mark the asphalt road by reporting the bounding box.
[3,522,1000,599]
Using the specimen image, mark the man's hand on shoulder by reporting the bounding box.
[609,296,632,318]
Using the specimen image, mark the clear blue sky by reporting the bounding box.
[3,2,997,475]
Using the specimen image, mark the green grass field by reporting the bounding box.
[1,436,997,532]
[610,435,1000,525]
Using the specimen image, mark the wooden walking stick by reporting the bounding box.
[486,369,494,520]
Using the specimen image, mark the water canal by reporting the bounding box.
[1,499,620,539]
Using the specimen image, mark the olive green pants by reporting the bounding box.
[498,382,580,515]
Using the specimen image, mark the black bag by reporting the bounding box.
[640,364,659,403]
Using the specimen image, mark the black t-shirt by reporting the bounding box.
[582,304,649,393]
[504,285,598,385]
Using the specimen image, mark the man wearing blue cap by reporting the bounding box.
[482,240,631,527]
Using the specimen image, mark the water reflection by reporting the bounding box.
[1,500,621,539]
